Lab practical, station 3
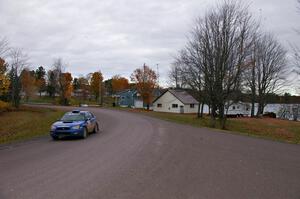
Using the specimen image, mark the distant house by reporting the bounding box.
[153,89,199,114]
[115,88,163,109]
[114,89,143,108]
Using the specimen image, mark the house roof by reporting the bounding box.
[114,89,137,96]
[153,89,199,104]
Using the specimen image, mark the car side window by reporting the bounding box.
[86,112,92,120]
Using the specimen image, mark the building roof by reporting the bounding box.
[114,89,137,96]
[153,89,199,104]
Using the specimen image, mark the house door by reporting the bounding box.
[180,106,184,114]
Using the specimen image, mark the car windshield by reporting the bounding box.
[61,114,85,122]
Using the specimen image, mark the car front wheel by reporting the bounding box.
[51,136,59,141]
[93,123,99,133]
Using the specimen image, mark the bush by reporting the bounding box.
[0,100,10,112]
[263,112,277,118]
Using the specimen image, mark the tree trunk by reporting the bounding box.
[257,99,264,117]
[250,86,255,117]
[251,101,255,117]
[210,105,217,127]
[218,103,226,129]
[200,103,204,118]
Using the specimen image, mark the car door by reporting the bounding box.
[90,113,96,131]
[85,112,93,132]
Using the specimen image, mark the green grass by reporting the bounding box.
[0,107,64,144]
[23,96,114,107]
[23,96,56,104]
[111,107,300,144]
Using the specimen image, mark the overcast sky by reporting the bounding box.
[0,0,299,91]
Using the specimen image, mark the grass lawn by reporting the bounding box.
[111,107,300,144]
[0,107,64,144]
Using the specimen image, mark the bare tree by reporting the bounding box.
[254,34,287,115]
[292,0,300,92]
[169,61,184,89]
[179,1,256,128]
[176,46,205,118]
[52,58,69,105]
[9,48,29,107]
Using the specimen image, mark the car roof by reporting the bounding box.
[64,110,90,115]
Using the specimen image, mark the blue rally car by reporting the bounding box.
[50,110,99,140]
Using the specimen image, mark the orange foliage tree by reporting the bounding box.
[58,72,73,105]
[112,75,129,93]
[0,58,10,98]
[130,64,157,109]
[90,71,104,103]
[20,69,36,101]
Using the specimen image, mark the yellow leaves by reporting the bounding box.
[0,100,10,111]
[90,71,103,97]
[0,57,9,96]
[62,72,73,99]
[21,69,36,99]
[0,74,10,95]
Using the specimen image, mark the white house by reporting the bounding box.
[153,90,199,114]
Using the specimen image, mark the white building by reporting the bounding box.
[153,90,199,114]
[226,102,251,116]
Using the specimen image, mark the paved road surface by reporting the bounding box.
[1,107,300,199]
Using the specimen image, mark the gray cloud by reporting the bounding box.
[0,0,299,91]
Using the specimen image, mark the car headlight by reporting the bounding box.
[51,125,56,131]
[71,125,81,130]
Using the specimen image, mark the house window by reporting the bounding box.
[237,106,240,109]
[157,103,162,108]
[190,104,195,108]
[232,106,235,110]
[172,104,178,108]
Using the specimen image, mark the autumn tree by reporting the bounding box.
[90,71,104,104]
[0,58,10,100]
[131,64,157,109]
[21,69,36,101]
[112,75,129,93]
[35,66,46,97]
[61,72,73,105]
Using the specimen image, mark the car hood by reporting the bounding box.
[53,121,85,127]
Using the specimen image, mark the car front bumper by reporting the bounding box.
[50,128,84,139]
